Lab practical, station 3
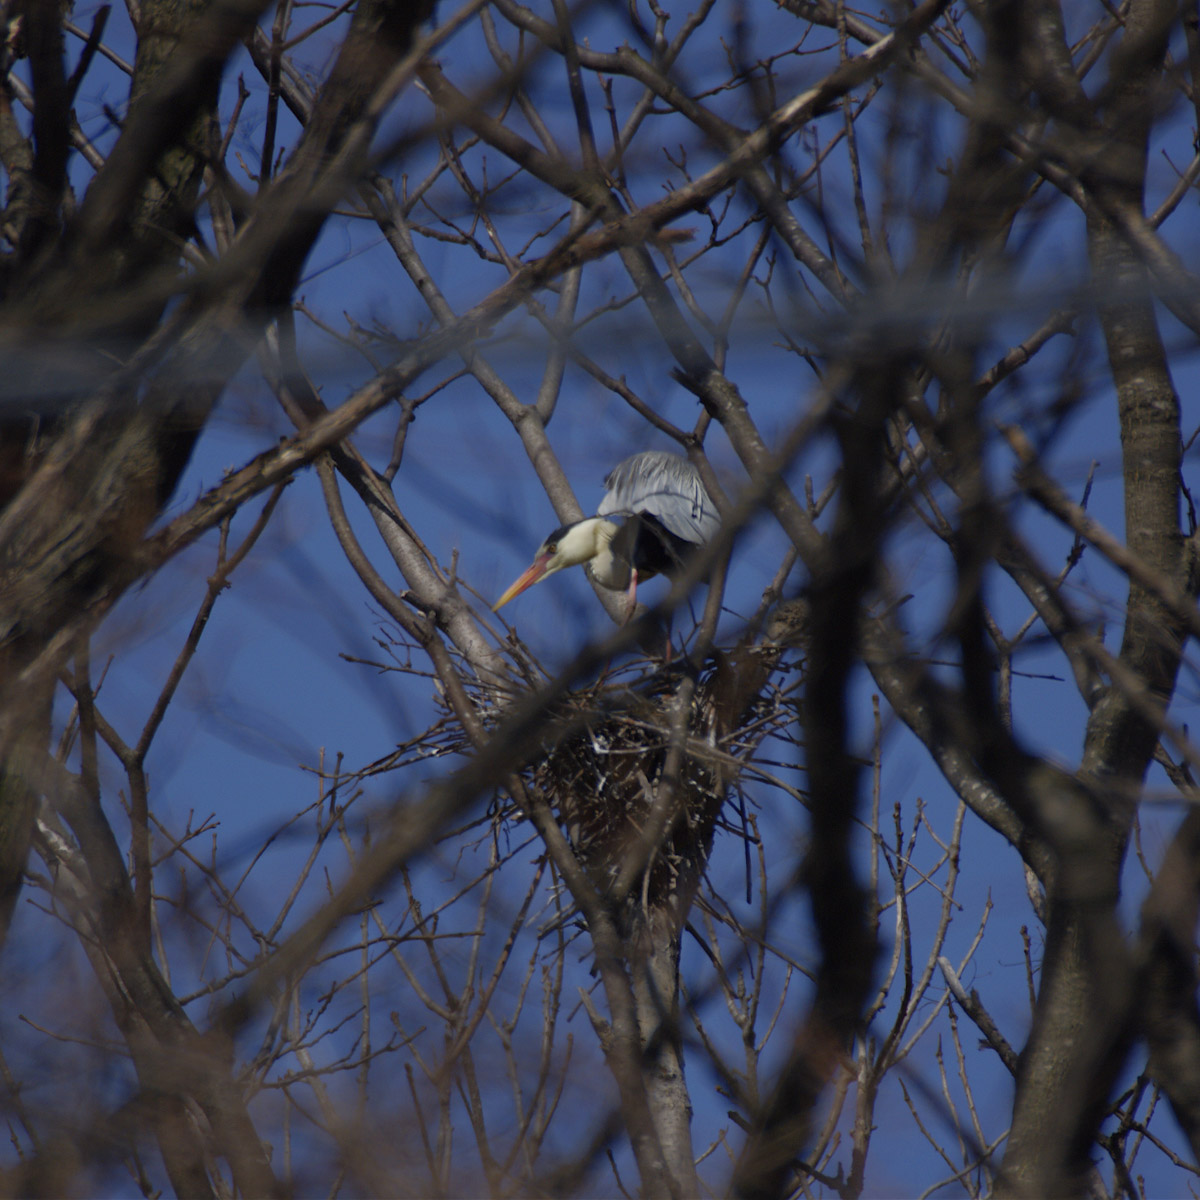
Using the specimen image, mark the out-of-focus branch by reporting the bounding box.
[1138,806,1200,1161]
[36,760,282,1197]
[732,366,901,1199]
[49,0,268,284]
[13,0,69,262]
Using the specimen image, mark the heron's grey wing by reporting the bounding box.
[597,450,719,545]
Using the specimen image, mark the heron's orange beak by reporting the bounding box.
[493,554,552,611]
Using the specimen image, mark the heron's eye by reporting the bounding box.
[548,542,558,553]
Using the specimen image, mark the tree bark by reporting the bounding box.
[998,1,1187,1192]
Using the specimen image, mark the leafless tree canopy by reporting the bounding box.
[1,0,1199,1195]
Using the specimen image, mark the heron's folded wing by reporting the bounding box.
[597,450,719,546]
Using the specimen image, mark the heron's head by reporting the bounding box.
[493,518,614,611]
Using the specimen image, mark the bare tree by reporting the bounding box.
[0,0,1198,1196]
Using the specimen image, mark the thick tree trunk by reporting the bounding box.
[998,2,1186,1192]
[631,908,700,1197]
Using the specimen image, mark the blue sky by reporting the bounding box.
[4,0,1200,1194]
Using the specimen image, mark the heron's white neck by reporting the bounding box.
[572,517,629,591]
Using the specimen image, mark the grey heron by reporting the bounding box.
[493,450,720,620]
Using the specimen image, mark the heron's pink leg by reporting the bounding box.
[623,569,639,622]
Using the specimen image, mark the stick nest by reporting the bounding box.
[526,641,796,912]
